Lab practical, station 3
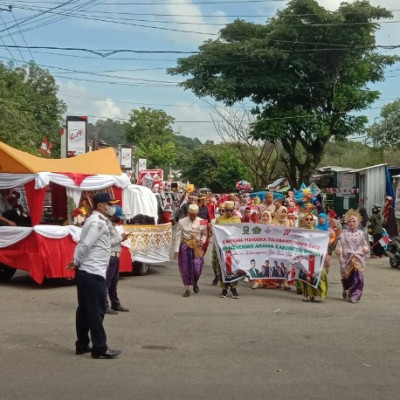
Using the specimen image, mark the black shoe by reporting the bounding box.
[212,277,219,286]
[105,308,118,315]
[182,289,190,297]
[219,289,228,298]
[91,349,121,359]
[193,284,199,293]
[76,346,91,355]
[112,305,129,312]
[231,288,239,299]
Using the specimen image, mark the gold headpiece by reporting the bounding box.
[344,208,362,222]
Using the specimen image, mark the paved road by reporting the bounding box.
[1,249,399,400]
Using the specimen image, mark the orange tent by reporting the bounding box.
[0,141,122,175]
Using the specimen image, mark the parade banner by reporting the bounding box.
[124,223,172,264]
[212,224,329,288]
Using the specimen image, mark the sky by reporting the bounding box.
[0,0,399,144]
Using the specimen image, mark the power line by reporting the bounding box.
[0,12,26,62]
[80,0,288,4]
[60,93,214,108]
[10,7,35,62]
[1,43,400,57]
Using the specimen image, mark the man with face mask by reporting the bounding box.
[105,205,130,314]
[67,192,121,359]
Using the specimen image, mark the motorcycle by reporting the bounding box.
[384,236,400,268]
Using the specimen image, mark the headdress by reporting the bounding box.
[344,208,362,222]
[299,212,314,229]
[260,210,272,224]
[224,201,235,209]
[316,213,330,231]
[188,204,199,213]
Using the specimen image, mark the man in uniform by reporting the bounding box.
[68,192,121,359]
[105,205,131,314]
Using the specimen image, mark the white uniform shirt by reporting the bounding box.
[73,211,112,278]
[110,224,124,253]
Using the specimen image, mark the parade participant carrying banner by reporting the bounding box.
[212,224,330,288]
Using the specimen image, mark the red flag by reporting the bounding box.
[47,141,53,155]
[39,137,52,156]
[379,236,391,246]
[40,137,48,155]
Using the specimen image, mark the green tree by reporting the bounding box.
[368,99,400,148]
[126,107,177,170]
[173,134,203,172]
[180,144,250,192]
[319,140,382,169]
[168,0,398,186]
[88,119,130,147]
[0,61,66,156]
[212,106,285,189]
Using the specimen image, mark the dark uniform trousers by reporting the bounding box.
[75,269,107,353]
[105,255,121,309]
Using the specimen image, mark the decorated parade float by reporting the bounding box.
[0,141,172,283]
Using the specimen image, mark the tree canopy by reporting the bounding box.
[88,119,130,147]
[126,107,178,171]
[180,144,250,192]
[0,61,66,156]
[368,99,400,148]
[168,0,398,186]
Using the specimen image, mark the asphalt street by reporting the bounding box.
[1,246,399,400]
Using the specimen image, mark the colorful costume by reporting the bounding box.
[174,208,207,297]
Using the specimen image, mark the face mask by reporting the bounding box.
[106,205,116,216]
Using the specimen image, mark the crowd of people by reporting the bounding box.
[173,190,398,305]
[1,184,397,359]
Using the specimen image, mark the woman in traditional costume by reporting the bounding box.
[335,209,369,303]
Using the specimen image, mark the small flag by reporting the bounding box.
[40,137,53,156]
[379,236,391,246]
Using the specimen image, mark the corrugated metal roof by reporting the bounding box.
[269,177,286,187]
[317,166,353,172]
[350,163,387,173]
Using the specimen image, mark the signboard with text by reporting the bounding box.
[66,116,88,157]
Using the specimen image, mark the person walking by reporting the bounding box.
[105,205,131,315]
[174,204,207,297]
[214,201,242,299]
[67,192,121,359]
[369,204,385,258]
[335,209,369,303]
[383,196,398,238]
